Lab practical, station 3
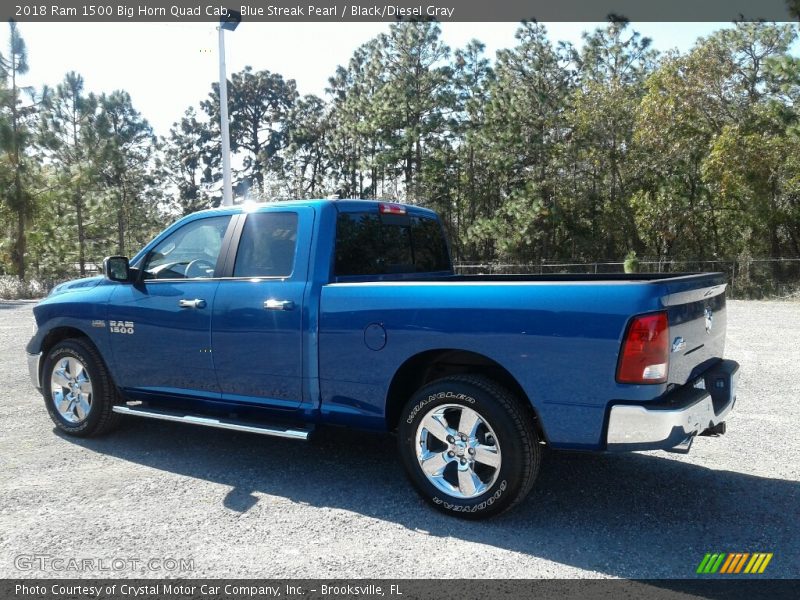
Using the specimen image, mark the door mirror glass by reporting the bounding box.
[103,256,131,283]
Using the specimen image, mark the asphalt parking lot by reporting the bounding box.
[0,299,798,580]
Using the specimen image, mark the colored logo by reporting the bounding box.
[696,552,773,574]
[672,336,686,353]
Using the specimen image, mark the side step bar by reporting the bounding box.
[112,405,312,440]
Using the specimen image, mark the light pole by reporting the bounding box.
[218,10,241,206]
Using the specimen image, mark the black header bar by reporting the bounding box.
[4,0,799,23]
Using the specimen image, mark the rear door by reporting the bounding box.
[211,207,314,408]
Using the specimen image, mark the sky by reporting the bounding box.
[6,21,758,137]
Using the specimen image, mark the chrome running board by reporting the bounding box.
[112,405,312,440]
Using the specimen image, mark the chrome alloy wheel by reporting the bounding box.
[50,356,93,423]
[414,403,502,499]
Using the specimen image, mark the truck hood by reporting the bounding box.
[49,276,105,297]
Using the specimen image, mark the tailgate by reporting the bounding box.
[660,273,728,387]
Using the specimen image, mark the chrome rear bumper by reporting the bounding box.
[607,359,739,451]
[27,352,42,390]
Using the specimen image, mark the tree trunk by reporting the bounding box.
[15,191,26,281]
[73,110,86,276]
[117,190,126,256]
[76,189,86,276]
[11,64,26,280]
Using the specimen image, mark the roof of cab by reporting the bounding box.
[186,199,438,219]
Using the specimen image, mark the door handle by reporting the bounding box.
[264,299,295,311]
[179,298,206,309]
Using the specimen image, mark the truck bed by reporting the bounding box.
[319,271,728,449]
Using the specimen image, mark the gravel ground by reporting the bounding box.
[0,299,798,580]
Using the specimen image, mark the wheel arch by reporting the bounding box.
[38,326,103,385]
[384,349,546,442]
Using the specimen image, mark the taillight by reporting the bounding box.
[616,311,669,384]
[379,203,407,215]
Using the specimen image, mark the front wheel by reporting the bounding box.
[397,375,541,519]
[41,338,122,437]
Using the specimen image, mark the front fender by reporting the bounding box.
[27,284,117,380]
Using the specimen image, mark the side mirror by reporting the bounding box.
[103,256,131,283]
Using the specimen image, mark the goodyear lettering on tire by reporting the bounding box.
[406,391,475,424]
[432,480,508,512]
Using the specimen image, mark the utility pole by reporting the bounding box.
[218,10,241,206]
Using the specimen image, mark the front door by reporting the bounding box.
[107,214,234,398]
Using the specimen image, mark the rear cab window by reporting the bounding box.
[334,206,452,279]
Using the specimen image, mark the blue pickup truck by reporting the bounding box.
[27,200,738,518]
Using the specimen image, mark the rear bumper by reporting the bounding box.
[27,352,42,390]
[606,359,739,451]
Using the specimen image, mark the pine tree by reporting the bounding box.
[202,67,297,199]
[162,107,220,214]
[0,20,35,279]
[94,90,159,255]
[384,22,452,201]
[39,72,98,275]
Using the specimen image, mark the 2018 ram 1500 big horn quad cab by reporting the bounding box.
[27,200,739,518]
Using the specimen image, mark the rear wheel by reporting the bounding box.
[397,375,541,519]
[41,338,122,437]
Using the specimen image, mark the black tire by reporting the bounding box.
[41,338,122,437]
[397,375,541,519]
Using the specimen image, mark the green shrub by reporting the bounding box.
[624,251,639,274]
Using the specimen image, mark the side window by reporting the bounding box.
[233,212,298,278]
[142,215,231,280]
